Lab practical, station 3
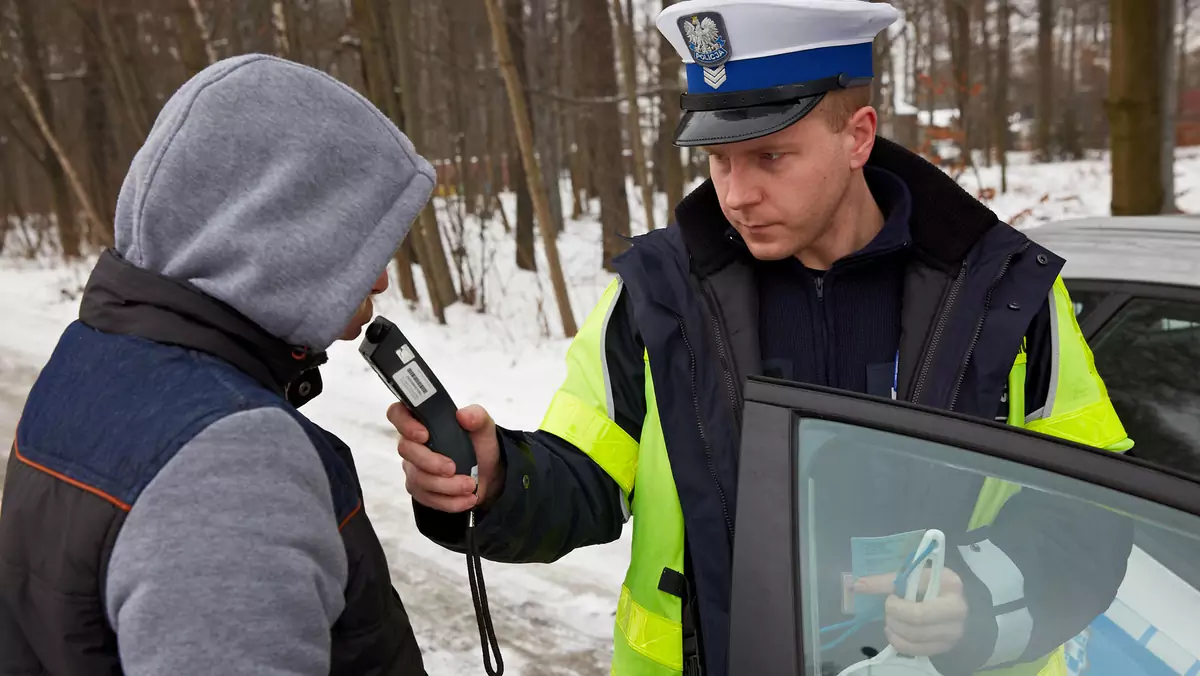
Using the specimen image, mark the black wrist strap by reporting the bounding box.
[467,510,504,676]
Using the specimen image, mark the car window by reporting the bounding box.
[1088,298,1200,478]
[791,417,1200,676]
[1064,287,1111,324]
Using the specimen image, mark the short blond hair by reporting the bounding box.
[819,86,872,131]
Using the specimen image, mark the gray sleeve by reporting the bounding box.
[105,407,348,676]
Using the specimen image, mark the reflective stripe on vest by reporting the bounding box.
[542,275,1127,676]
[539,278,638,517]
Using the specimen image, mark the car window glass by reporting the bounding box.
[793,418,1200,676]
[1062,287,1111,324]
[1088,298,1200,478]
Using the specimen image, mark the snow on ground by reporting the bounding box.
[2,149,1199,673]
[957,147,1200,226]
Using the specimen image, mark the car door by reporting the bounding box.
[728,377,1200,676]
[1061,279,1200,479]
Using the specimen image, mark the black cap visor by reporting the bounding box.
[673,94,824,147]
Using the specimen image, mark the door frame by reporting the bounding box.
[727,376,1200,676]
[1062,278,1200,340]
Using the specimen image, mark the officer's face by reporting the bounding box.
[705,105,875,262]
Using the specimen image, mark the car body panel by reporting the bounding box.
[1024,216,1200,288]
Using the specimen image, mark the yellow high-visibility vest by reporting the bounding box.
[539,276,1130,676]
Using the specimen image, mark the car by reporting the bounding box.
[724,216,1200,676]
[1027,215,1200,478]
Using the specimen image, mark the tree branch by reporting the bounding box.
[13,70,106,237]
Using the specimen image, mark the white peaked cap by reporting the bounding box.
[655,0,900,146]
[658,0,899,65]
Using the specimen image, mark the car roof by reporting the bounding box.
[1022,215,1200,288]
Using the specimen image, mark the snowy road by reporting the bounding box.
[0,258,630,675]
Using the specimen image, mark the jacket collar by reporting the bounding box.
[78,249,327,407]
[673,136,999,277]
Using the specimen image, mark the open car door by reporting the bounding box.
[728,377,1200,676]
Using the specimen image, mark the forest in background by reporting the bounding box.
[0,0,1188,335]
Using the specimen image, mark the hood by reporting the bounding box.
[112,54,436,351]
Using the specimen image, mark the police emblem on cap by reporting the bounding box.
[678,12,730,68]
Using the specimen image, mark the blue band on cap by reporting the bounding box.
[686,42,874,94]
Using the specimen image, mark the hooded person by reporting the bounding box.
[0,54,436,675]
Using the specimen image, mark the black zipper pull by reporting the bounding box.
[814,275,824,301]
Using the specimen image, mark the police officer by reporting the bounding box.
[389,1,1133,675]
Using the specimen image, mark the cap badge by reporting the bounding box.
[679,12,730,89]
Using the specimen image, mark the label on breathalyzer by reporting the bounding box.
[394,361,437,406]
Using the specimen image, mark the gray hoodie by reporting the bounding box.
[100,54,435,674]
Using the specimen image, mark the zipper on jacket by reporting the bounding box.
[710,314,742,430]
[947,243,1029,411]
[912,263,967,404]
[814,272,831,386]
[678,316,736,543]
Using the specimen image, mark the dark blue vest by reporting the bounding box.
[16,321,360,522]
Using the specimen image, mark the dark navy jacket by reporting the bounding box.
[415,138,1130,676]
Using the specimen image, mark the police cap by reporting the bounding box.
[656,0,899,147]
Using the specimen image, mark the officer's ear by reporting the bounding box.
[846,105,878,171]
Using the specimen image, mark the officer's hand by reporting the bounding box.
[387,402,504,513]
[854,567,969,656]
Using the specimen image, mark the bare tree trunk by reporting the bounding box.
[530,0,565,237]
[1061,0,1083,159]
[95,0,150,142]
[14,76,106,254]
[507,0,537,270]
[1037,0,1055,161]
[996,0,1011,193]
[351,0,418,305]
[658,0,684,224]
[564,0,591,219]
[612,0,656,231]
[923,2,937,124]
[81,0,116,246]
[580,0,631,270]
[946,0,971,161]
[389,0,460,319]
[1109,0,1164,215]
[15,0,81,258]
[177,0,212,77]
[1179,0,1192,100]
[1161,0,1178,213]
[982,0,994,167]
[484,0,578,337]
[871,0,893,134]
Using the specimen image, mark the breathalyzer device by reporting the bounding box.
[358,315,503,676]
[359,316,478,480]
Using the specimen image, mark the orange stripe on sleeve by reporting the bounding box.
[12,441,132,512]
[338,500,362,531]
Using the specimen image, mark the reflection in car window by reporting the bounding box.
[794,418,1200,676]
[1089,298,1200,478]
